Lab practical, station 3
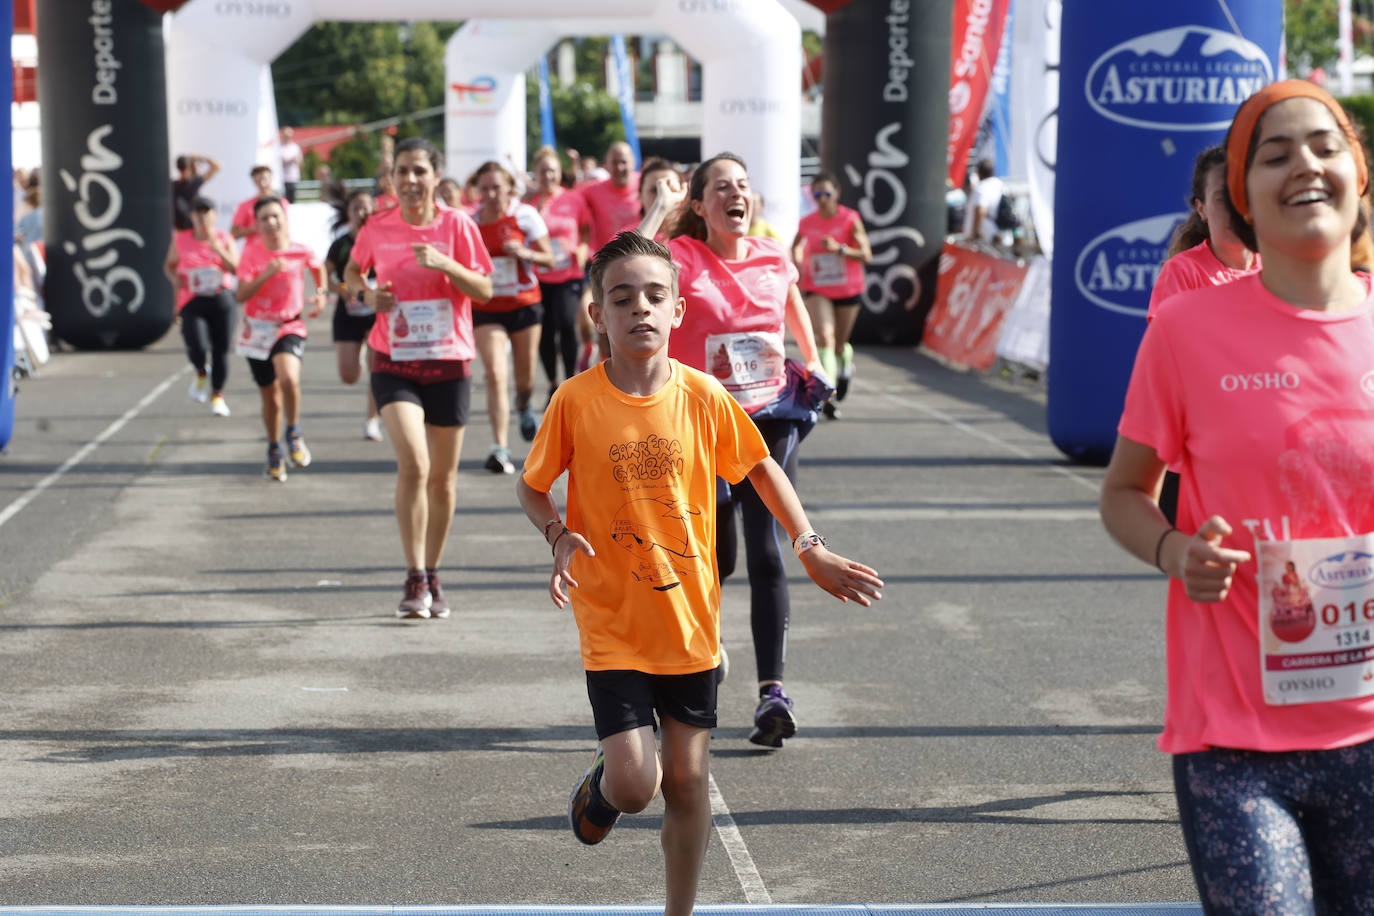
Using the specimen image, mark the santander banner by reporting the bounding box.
[947,0,1009,187]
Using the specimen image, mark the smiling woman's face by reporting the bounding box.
[693,159,751,241]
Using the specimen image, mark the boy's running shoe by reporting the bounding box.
[427,570,450,619]
[485,446,515,475]
[519,406,538,442]
[568,745,620,845]
[210,395,231,418]
[363,417,384,442]
[188,374,209,403]
[286,430,312,468]
[749,684,797,748]
[265,444,288,483]
[396,571,432,619]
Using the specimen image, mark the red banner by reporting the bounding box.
[947,0,1009,187]
[922,242,1027,371]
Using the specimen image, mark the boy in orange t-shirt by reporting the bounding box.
[516,231,884,916]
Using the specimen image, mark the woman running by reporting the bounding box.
[163,196,238,417]
[526,147,590,400]
[344,137,494,619]
[235,196,327,482]
[326,189,383,442]
[1100,81,1374,913]
[472,160,554,473]
[640,152,824,749]
[792,170,872,416]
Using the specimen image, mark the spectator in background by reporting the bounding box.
[231,166,289,240]
[963,157,1006,247]
[315,163,342,207]
[748,191,781,240]
[172,154,222,230]
[15,177,42,252]
[279,127,303,203]
[374,169,399,211]
[437,178,463,209]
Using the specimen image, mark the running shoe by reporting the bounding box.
[188,374,209,403]
[836,343,854,402]
[568,745,620,845]
[427,570,451,619]
[265,444,288,483]
[485,446,515,475]
[209,394,231,418]
[286,429,312,468]
[519,407,538,442]
[822,401,840,421]
[363,417,384,442]
[396,571,432,619]
[749,684,798,748]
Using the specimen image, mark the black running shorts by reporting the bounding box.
[246,334,306,388]
[371,371,470,428]
[585,668,718,740]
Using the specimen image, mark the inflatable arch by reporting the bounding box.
[167,0,802,235]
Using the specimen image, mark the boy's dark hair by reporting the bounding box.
[253,194,286,217]
[190,196,216,213]
[589,231,679,305]
[394,136,443,173]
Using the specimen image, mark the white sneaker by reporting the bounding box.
[188,375,209,403]
[363,417,384,442]
[210,395,231,417]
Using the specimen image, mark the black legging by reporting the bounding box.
[539,278,583,385]
[180,291,237,393]
[716,416,801,684]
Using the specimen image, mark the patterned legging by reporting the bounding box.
[1174,740,1374,915]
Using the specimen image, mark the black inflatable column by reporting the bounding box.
[821,0,951,344]
[36,0,173,349]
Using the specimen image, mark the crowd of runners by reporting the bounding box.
[156,78,1374,916]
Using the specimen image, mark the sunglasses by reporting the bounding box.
[812,190,835,200]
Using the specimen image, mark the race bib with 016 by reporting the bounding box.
[388,298,460,361]
[1257,532,1374,705]
[187,266,223,296]
[810,252,846,287]
[705,331,786,412]
[236,316,281,361]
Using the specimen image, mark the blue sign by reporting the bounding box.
[537,56,556,150]
[1047,2,1282,464]
[610,34,642,166]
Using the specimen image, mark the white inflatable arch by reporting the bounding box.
[167,0,801,236]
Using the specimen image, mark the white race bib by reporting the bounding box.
[705,331,787,412]
[810,252,846,287]
[491,256,520,298]
[550,238,572,271]
[388,298,460,361]
[236,316,281,361]
[188,266,223,297]
[1258,532,1374,705]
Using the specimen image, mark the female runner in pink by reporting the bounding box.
[640,152,824,749]
[345,137,495,620]
[163,195,239,416]
[1100,81,1374,913]
[526,147,591,400]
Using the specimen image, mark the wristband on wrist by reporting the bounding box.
[551,527,569,555]
[792,529,826,557]
[1154,527,1178,574]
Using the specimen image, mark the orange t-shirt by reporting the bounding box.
[522,360,769,674]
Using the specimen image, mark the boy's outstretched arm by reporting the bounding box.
[745,457,884,605]
[516,476,596,609]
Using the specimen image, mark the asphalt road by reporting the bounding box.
[0,318,1197,908]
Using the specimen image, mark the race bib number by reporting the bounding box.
[705,331,786,412]
[1258,532,1374,705]
[550,238,572,271]
[388,298,460,361]
[188,266,223,296]
[236,316,281,361]
[810,252,846,287]
[491,256,519,298]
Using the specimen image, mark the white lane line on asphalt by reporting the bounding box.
[815,507,1099,521]
[0,367,188,532]
[871,385,1101,495]
[708,772,771,904]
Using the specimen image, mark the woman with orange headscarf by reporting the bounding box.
[1100,81,1374,912]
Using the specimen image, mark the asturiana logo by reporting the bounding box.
[1073,213,1185,317]
[1086,26,1272,131]
[1309,551,1374,590]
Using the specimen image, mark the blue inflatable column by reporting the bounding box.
[1,0,15,450]
[1047,3,1282,464]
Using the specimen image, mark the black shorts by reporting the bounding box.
[831,295,862,308]
[332,301,376,343]
[472,303,543,334]
[585,668,718,740]
[246,334,306,387]
[371,371,470,427]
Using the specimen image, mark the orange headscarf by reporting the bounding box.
[1225,79,1369,221]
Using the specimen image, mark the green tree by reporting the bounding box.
[525,76,625,169]
[1285,0,1339,76]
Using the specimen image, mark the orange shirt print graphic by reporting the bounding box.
[611,496,702,592]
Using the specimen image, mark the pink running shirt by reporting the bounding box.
[1120,272,1374,754]
[231,196,290,236]
[796,206,865,299]
[237,237,319,341]
[172,227,234,312]
[580,176,641,252]
[1146,240,1261,321]
[348,205,493,360]
[667,236,799,413]
[530,187,590,284]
